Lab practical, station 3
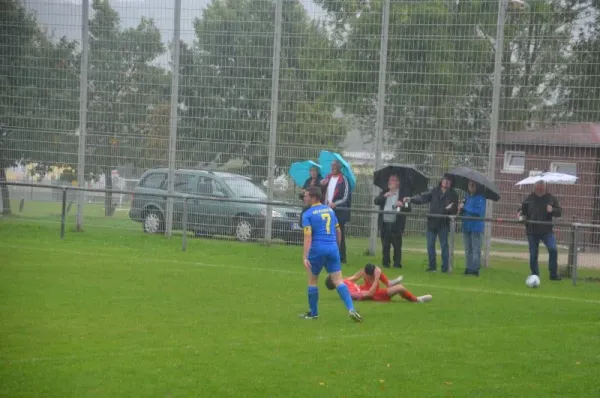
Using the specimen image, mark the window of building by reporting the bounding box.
[550,162,577,176]
[502,151,525,173]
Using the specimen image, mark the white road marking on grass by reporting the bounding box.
[4,244,600,305]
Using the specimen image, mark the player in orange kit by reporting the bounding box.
[325,263,432,303]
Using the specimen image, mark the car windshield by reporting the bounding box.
[222,177,267,199]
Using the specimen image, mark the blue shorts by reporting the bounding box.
[308,244,341,276]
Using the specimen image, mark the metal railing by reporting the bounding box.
[2,181,599,285]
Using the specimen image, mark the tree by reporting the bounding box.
[314,0,580,176]
[554,0,600,122]
[178,0,345,177]
[313,0,495,177]
[495,0,577,131]
[131,104,171,171]
[85,0,167,215]
[0,0,79,214]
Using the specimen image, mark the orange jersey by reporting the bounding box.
[344,279,360,294]
[361,272,388,291]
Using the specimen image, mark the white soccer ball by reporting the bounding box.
[525,274,540,288]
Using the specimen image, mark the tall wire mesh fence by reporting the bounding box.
[1,0,599,269]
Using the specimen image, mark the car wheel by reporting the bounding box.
[143,210,164,234]
[234,217,253,242]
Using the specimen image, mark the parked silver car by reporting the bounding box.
[129,168,303,243]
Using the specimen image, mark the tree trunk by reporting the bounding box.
[104,167,114,217]
[0,167,11,215]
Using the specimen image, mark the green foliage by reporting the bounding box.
[315,0,583,176]
[0,0,79,170]
[1,0,598,190]
[555,0,600,122]
[85,0,168,176]
[178,0,346,175]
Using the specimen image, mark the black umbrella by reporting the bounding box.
[446,167,501,202]
[373,164,429,196]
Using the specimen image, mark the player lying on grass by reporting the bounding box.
[325,263,432,303]
[300,186,363,322]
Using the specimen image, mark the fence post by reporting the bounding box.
[165,0,182,237]
[566,219,576,278]
[448,216,456,272]
[264,0,283,244]
[76,0,90,232]
[484,0,509,269]
[368,0,391,256]
[60,188,67,239]
[572,223,580,286]
[182,197,188,252]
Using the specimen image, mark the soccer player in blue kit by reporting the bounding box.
[300,186,363,322]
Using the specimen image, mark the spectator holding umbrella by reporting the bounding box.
[446,167,501,277]
[290,161,324,223]
[458,181,486,276]
[404,175,459,273]
[320,159,351,263]
[318,151,356,264]
[374,174,409,269]
[300,165,322,201]
[517,179,563,281]
[373,164,429,270]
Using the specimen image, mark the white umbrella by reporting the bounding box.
[515,172,577,187]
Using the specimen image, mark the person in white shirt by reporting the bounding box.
[374,174,411,268]
[320,160,351,263]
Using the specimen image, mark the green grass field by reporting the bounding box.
[1,210,600,397]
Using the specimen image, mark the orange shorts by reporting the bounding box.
[372,289,391,302]
[359,289,391,302]
[359,283,391,302]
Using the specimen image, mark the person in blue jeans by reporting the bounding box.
[406,175,459,273]
[518,180,562,281]
[458,180,486,276]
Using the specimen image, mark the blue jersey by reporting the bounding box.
[301,204,339,247]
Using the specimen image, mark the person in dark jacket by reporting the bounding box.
[459,180,486,276]
[518,180,562,280]
[299,166,322,201]
[374,174,411,269]
[405,175,459,272]
[321,160,351,263]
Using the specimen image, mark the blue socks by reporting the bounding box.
[336,282,355,311]
[308,286,319,316]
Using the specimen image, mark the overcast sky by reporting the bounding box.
[24,0,324,46]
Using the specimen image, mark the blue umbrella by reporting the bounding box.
[289,160,322,187]
[318,150,357,190]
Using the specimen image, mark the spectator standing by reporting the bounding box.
[518,180,562,281]
[405,175,459,273]
[374,174,411,269]
[458,180,486,276]
[299,165,322,201]
[321,160,351,263]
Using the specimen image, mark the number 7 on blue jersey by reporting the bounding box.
[320,213,331,234]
